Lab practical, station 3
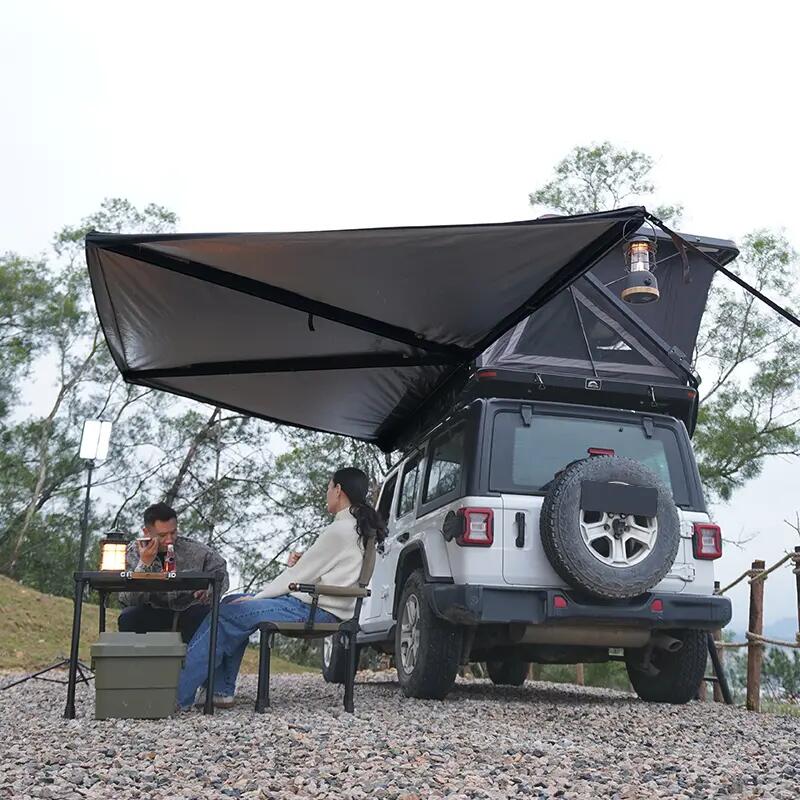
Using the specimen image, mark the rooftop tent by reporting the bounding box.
[480,228,740,385]
[85,207,645,451]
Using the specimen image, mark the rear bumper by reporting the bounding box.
[424,584,732,630]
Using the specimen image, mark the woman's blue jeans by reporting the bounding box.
[176,593,338,708]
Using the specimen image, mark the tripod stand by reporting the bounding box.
[1,460,97,693]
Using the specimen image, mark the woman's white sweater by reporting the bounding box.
[253,508,364,619]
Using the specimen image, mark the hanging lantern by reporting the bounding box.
[621,234,660,304]
[99,530,128,572]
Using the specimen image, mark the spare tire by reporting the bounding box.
[539,456,680,599]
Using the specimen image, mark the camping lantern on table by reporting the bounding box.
[99,530,128,571]
[621,234,660,304]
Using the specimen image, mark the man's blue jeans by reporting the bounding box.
[176,593,338,708]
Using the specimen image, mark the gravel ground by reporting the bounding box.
[1,670,798,800]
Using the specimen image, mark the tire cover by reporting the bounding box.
[539,456,680,599]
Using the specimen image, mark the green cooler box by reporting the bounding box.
[91,632,187,719]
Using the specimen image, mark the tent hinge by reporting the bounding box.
[667,345,699,387]
[520,404,533,427]
[642,417,654,439]
[647,386,657,406]
[533,373,545,391]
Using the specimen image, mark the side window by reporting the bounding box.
[397,455,422,518]
[423,425,465,503]
[377,473,398,523]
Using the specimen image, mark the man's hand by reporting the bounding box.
[287,551,302,567]
[193,589,211,603]
[137,537,159,567]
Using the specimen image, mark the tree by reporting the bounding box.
[530,141,682,224]
[0,199,179,582]
[762,647,800,702]
[692,231,800,498]
[0,254,53,421]
[530,143,800,501]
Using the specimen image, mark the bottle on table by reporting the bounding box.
[164,543,176,573]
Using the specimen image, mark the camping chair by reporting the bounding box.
[254,535,376,714]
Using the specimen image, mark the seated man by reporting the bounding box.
[118,502,229,643]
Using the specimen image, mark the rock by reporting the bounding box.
[0,671,798,799]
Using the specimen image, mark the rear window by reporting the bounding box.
[489,411,690,505]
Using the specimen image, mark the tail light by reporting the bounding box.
[588,447,615,457]
[692,523,722,560]
[455,508,494,547]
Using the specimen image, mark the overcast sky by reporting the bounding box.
[2,1,799,629]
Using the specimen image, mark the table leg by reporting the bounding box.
[204,578,222,716]
[64,578,85,719]
[99,592,107,634]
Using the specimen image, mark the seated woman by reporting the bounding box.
[176,466,386,709]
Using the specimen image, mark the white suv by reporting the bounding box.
[323,396,731,704]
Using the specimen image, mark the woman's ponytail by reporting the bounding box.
[332,467,387,551]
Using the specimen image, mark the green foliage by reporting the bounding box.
[0,254,53,420]
[762,647,800,702]
[532,661,632,691]
[529,141,682,223]
[693,231,800,499]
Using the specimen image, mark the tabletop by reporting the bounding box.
[74,570,221,592]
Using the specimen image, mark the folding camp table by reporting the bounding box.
[63,571,223,718]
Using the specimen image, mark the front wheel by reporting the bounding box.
[395,570,462,699]
[625,629,707,704]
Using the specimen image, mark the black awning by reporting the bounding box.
[86,207,645,450]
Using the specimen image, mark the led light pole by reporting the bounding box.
[76,420,112,574]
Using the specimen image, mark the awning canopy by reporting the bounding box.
[86,207,645,451]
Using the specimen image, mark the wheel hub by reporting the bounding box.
[399,593,421,673]
[579,509,658,568]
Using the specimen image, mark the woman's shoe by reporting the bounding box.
[194,688,236,709]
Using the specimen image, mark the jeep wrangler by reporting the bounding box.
[322,396,731,704]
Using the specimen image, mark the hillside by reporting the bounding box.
[0,575,311,674]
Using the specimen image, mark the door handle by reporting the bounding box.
[396,531,410,543]
[515,512,525,548]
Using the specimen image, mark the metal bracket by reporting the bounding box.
[642,417,654,439]
[665,563,696,582]
[520,405,533,427]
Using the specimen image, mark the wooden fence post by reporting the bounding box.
[746,559,765,712]
[575,663,585,686]
[794,547,800,640]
